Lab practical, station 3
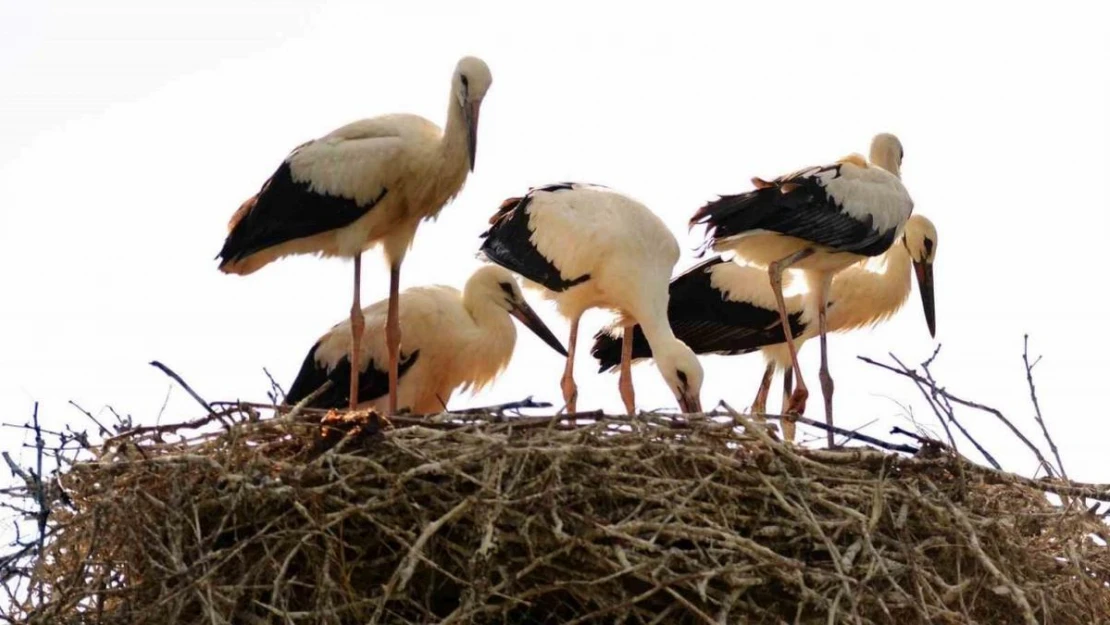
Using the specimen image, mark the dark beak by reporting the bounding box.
[465,100,480,172]
[678,390,702,414]
[913,261,936,338]
[510,299,567,356]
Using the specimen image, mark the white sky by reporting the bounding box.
[1,1,1108,484]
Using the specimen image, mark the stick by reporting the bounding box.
[891,354,1002,471]
[1022,335,1066,480]
[451,396,554,416]
[858,354,1052,475]
[755,409,918,454]
[148,361,217,417]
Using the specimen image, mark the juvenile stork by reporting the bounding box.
[479,182,703,415]
[284,265,567,414]
[689,133,913,446]
[217,56,493,414]
[593,214,938,441]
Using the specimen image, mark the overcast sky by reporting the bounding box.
[2,1,1108,484]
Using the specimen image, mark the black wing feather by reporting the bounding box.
[691,165,896,257]
[590,256,806,372]
[217,160,387,266]
[478,185,590,292]
[284,342,420,409]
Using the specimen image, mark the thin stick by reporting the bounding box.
[148,361,216,416]
[858,355,1052,475]
[67,401,111,437]
[891,354,1002,472]
[1023,334,1066,480]
[724,402,918,454]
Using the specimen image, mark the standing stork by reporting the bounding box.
[216,56,493,414]
[479,182,703,415]
[592,214,938,441]
[688,133,913,446]
[284,265,567,414]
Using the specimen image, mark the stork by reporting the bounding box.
[478,182,703,415]
[689,133,913,446]
[217,56,493,415]
[284,265,566,414]
[593,214,937,441]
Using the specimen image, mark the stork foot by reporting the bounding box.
[784,387,808,417]
[561,378,578,417]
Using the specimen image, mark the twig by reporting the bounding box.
[757,409,918,454]
[148,361,218,418]
[67,401,111,437]
[262,367,286,405]
[859,354,1051,475]
[30,403,46,605]
[1023,334,1066,480]
[452,396,554,416]
[892,353,1001,471]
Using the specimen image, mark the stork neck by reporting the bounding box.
[463,289,505,329]
[441,93,470,167]
[825,243,913,332]
[869,146,902,178]
[636,310,679,355]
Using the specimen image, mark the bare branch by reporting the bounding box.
[1023,334,1067,480]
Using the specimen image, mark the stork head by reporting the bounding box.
[870,133,904,178]
[466,265,567,357]
[653,339,704,414]
[453,56,493,172]
[901,214,937,338]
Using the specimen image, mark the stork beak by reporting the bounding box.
[913,261,936,338]
[465,100,480,172]
[510,299,568,357]
[678,392,702,415]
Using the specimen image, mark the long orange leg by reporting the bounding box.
[619,322,636,415]
[385,263,402,416]
[751,362,775,415]
[780,368,796,442]
[348,255,364,411]
[817,294,835,448]
[561,315,581,419]
[768,249,814,417]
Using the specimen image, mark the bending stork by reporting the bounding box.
[284,265,566,414]
[479,182,703,415]
[592,214,937,441]
[689,133,913,446]
[217,56,493,414]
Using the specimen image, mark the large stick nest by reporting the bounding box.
[12,408,1110,624]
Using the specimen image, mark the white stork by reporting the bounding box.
[217,56,493,415]
[284,265,566,414]
[593,213,937,441]
[479,182,704,415]
[688,133,913,446]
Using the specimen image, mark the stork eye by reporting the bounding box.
[676,370,688,389]
[922,237,935,258]
[498,282,515,297]
[461,75,469,89]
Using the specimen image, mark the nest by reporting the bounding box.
[9,406,1110,624]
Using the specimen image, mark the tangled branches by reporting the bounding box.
[1,403,1106,624]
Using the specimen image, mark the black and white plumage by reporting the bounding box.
[593,214,938,441]
[283,265,566,414]
[689,133,914,446]
[590,256,806,367]
[479,182,704,415]
[217,56,493,415]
